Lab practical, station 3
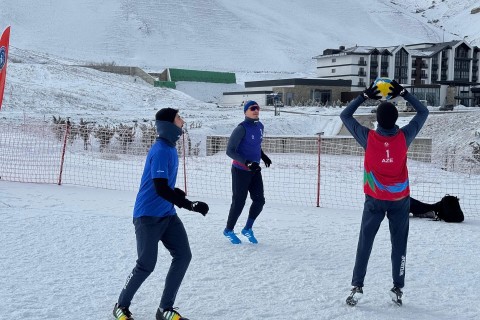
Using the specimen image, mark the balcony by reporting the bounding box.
[358,60,367,66]
[358,71,366,76]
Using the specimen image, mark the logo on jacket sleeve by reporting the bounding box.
[0,47,6,70]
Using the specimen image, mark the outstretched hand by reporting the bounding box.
[363,82,382,100]
[261,153,272,167]
[388,80,408,98]
[191,201,209,216]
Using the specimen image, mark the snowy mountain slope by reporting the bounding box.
[397,0,480,43]
[0,0,457,74]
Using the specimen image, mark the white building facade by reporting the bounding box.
[313,41,480,107]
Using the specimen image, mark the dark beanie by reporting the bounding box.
[376,102,398,129]
[243,100,259,113]
[155,108,178,123]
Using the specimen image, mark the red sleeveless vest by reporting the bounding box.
[364,130,410,200]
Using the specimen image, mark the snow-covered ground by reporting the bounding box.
[2,181,479,320]
[1,1,480,319]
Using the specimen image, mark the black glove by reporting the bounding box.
[191,201,209,216]
[388,79,408,98]
[245,161,261,172]
[179,198,209,216]
[174,187,186,198]
[261,151,272,167]
[362,82,382,100]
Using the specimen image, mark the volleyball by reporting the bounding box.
[373,77,393,100]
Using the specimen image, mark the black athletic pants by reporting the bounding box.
[226,166,265,231]
[117,214,191,310]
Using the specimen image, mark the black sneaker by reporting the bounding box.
[113,303,134,320]
[346,286,363,306]
[389,286,403,306]
[156,307,189,320]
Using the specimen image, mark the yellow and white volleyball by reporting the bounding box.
[373,77,393,100]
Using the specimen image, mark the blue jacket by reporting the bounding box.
[226,117,264,170]
[133,121,182,218]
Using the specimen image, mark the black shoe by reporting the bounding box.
[113,303,134,320]
[389,286,403,306]
[156,307,189,320]
[346,286,363,306]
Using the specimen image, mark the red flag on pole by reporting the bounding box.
[0,26,11,111]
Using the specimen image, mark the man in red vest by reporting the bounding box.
[340,80,429,306]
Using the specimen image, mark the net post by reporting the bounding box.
[57,120,71,185]
[316,132,324,207]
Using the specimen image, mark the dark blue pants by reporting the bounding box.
[351,195,410,288]
[226,166,265,230]
[118,214,192,309]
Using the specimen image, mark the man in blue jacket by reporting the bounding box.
[113,108,209,320]
[224,100,272,244]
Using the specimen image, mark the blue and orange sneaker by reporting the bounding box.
[223,229,241,244]
[241,228,258,244]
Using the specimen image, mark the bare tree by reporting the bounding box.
[116,123,136,153]
[139,122,157,151]
[94,125,115,152]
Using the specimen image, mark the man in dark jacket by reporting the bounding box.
[340,80,429,306]
[224,100,272,244]
[113,108,209,320]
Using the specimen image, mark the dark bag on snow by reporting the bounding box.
[436,194,464,223]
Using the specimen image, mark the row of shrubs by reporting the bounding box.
[51,116,202,156]
[52,116,157,153]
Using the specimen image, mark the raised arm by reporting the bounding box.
[388,80,429,146]
[340,82,380,149]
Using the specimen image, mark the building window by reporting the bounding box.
[332,69,336,73]
[332,58,336,63]
[456,46,469,58]
[454,60,470,81]
[394,49,409,84]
